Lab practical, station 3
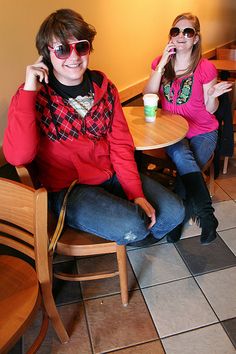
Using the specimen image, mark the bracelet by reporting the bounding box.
[155,65,165,75]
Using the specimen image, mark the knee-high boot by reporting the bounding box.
[181,172,218,244]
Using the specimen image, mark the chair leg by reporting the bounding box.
[201,153,215,197]
[209,162,215,197]
[223,157,229,174]
[116,245,128,307]
[26,308,49,354]
[41,285,69,343]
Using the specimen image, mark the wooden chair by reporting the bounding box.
[0,177,69,353]
[215,86,235,175]
[216,48,236,102]
[16,165,129,306]
[216,48,236,61]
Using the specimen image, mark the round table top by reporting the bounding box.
[123,106,189,150]
[210,59,236,71]
[0,255,40,352]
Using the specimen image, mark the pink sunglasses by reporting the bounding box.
[48,40,90,59]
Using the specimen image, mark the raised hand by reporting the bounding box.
[157,42,176,69]
[208,81,232,98]
[24,56,49,91]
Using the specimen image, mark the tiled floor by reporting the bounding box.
[2,148,236,353]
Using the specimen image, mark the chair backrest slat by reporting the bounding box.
[216,48,236,61]
[0,178,49,282]
[0,179,35,233]
[0,235,35,259]
[0,223,34,246]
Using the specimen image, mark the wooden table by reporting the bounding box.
[0,255,41,353]
[123,106,189,150]
[209,59,236,72]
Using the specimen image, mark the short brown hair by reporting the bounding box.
[36,8,97,62]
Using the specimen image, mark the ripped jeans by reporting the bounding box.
[48,173,184,245]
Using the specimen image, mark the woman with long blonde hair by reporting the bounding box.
[144,13,232,244]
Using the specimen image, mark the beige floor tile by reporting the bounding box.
[214,200,236,231]
[196,267,236,320]
[85,291,158,353]
[216,176,236,199]
[219,228,236,255]
[162,323,236,354]
[142,278,218,338]
[128,243,191,287]
[111,340,165,353]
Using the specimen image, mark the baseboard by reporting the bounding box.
[119,78,148,103]
[202,49,216,59]
[217,40,236,49]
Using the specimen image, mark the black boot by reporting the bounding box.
[166,198,193,243]
[166,223,183,243]
[181,172,218,244]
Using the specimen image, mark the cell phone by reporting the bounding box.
[169,48,176,55]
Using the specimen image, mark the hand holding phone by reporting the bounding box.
[169,48,176,55]
[24,56,49,91]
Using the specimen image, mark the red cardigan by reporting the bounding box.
[3,70,144,200]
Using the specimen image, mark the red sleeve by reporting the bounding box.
[107,86,145,200]
[3,87,40,166]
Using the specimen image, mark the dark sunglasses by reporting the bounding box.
[169,27,196,39]
[48,40,90,59]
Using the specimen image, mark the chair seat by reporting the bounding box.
[0,255,43,353]
[56,227,117,256]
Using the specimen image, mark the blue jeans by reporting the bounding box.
[165,130,218,176]
[48,174,184,245]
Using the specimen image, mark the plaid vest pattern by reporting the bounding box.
[36,82,115,142]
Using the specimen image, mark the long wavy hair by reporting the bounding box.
[163,13,202,84]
